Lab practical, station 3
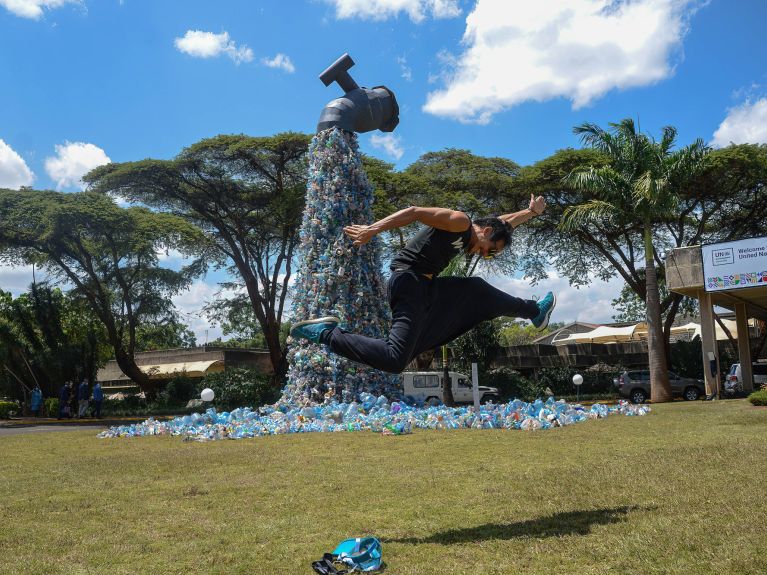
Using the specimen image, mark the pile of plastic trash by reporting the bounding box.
[98,395,650,441]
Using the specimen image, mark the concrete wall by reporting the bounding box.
[666,246,704,293]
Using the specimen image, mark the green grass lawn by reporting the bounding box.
[2,400,765,575]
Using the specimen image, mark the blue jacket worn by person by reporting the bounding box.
[78,381,88,401]
[31,387,43,411]
[92,383,103,402]
[59,384,70,403]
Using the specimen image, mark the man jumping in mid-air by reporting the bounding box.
[290,194,556,374]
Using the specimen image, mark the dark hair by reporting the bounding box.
[474,216,512,247]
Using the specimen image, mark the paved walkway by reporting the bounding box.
[0,424,108,436]
[0,415,177,437]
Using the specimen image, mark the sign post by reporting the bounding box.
[471,363,481,413]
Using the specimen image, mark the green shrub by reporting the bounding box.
[0,401,19,418]
[535,366,617,396]
[484,368,545,402]
[45,397,59,416]
[747,389,767,406]
[198,368,278,410]
[484,366,618,402]
[100,394,148,416]
[158,375,198,406]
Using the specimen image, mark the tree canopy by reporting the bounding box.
[86,133,311,382]
[0,189,204,395]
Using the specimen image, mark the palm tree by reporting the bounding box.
[560,119,708,402]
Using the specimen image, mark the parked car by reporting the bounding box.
[402,371,500,405]
[724,362,767,396]
[614,370,705,404]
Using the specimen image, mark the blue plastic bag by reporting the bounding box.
[333,537,382,572]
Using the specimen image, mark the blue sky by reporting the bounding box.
[1,0,766,341]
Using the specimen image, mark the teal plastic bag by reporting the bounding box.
[333,537,382,572]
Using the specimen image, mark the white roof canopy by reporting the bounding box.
[555,319,747,344]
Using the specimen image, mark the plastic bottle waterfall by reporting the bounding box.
[281,128,400,405]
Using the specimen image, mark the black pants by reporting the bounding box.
[322,270,539,373]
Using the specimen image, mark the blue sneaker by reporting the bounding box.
[290,316,340,344]
[531,292,556,330]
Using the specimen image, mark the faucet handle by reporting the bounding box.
[319,53,360,93]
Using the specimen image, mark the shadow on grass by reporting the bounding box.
[388,505,649,545]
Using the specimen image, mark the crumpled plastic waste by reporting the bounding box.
[282,127,400,405]
[97,396,650,440]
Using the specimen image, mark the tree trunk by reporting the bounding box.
[442,345,455,407]
[263,316,287,388]
[644,223,672,402]
[662,295,682,371]
[114,348,156,397]
[242,271,286,385]
[715,315,739,356]
[414,349,435,369]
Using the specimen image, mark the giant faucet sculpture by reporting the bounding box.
[281,54,401,406]
[316,53,399,134]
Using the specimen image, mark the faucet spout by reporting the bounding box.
[316,54,399,134]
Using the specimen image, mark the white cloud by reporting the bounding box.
[0,0,78,19]
[397,55,413,82]
[325,0,461,22]
[0,264,35,295]
[488,270,625,325]
[44,141,110,191]
[261,53,295,73]
[0,139,34,189]
[424,0,697,124]
[370,133,404,160]
[710,97,767,148]
[174,30,254,65]
[172,280,227,344]
[156,248,187,262]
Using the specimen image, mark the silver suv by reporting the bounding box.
[724,363,767,395]
[614,370,705,404]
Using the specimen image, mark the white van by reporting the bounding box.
[724,362,767,394]
[401,371,500,405]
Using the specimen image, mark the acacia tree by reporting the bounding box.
[86,133,310,383]
[0,189,204,396]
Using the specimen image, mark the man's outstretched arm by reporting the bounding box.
[498,194,546,229]
[344,206,470,246]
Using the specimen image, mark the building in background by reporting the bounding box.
[96,347,272,392]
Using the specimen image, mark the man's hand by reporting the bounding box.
[529,193,546,215]
[343,224,377,246]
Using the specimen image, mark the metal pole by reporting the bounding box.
[471,362,481,413]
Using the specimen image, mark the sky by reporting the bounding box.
[1,0,766,342]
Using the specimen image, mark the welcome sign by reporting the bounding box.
[702,236,767,292]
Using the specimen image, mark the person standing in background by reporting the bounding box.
[77,379,90,418]
[58,383,70,419]
[91,381,104,418]
[30,384,43,417]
